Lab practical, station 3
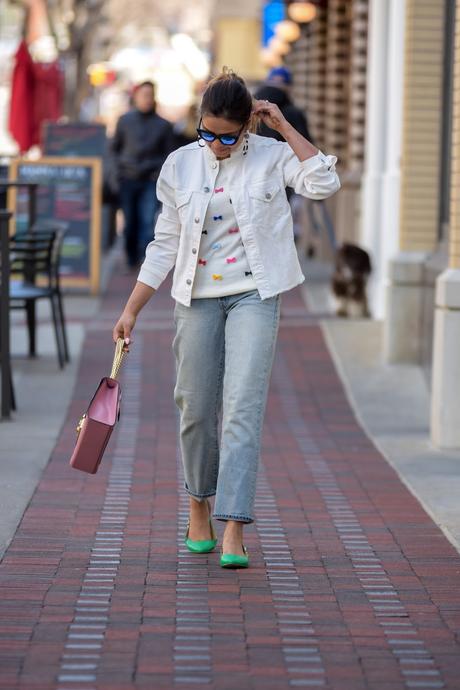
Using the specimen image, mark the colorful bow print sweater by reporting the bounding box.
[191,155,256,298]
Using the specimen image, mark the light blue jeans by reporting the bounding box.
[172,289,281,524]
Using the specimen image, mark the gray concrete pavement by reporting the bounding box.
[300,257,460,552]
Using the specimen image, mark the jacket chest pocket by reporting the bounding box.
[248,180,283,223]
[175,189,194,223]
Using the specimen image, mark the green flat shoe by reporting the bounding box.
[220,545,249,568]
[185,500,218,553]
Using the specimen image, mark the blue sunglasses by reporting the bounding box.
[196,118,246,146]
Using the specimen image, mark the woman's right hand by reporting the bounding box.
[113,311,136,352]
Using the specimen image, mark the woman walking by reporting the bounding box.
[113,69,340,569]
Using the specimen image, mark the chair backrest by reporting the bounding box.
[9,231,56,288]
[9,221,68,290]
[32,220,68,288]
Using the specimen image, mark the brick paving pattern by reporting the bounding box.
[1,266,459,690]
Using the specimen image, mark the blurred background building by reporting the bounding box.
[0,0,459,447]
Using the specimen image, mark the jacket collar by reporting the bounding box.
[203,136,246,166]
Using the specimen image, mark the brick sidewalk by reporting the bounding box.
[1,266,459,690]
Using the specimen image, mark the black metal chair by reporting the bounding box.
[9,227,70,369]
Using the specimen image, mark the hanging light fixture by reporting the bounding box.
[268,36,291,56]
[260,48,284,68]
[275,19,301,43]
[287,2,317,23]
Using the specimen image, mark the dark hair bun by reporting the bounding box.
[201,67,253,126]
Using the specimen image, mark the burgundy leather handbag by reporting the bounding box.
[70,338,126,474]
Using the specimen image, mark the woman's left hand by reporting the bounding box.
[253,99,288,133]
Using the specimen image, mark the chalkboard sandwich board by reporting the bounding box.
[9,157,102,294]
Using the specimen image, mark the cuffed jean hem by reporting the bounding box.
[213,514,254,524]
[184,486,216,501]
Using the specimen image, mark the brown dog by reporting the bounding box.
[332,243,372,318]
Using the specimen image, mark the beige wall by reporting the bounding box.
[399,0,445,252]
[213,17,265,81]
[211,0,265,81]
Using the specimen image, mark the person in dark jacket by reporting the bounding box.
[254,66,312,144]
[112,80,174,268]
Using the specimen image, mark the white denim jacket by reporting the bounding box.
[137,133,340,306]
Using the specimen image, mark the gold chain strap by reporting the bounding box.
[110,338,126,379]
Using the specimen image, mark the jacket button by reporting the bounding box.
[204,186,210,193]
[212,162,217,169]
[194,217,200,223]
[192,248,197,254]
[186,279,192,285]
[265,193,272,200]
